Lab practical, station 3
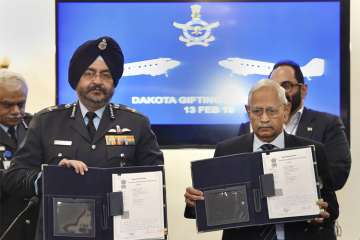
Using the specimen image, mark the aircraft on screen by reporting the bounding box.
[218,57,325,80]
[123,58,181,77]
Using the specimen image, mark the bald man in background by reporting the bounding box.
[0,65,38,240]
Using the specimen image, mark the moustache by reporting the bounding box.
[86,85,106,94]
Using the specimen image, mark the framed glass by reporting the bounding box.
[53,198,96,238]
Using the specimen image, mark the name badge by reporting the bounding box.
[3,160,11,170]
[54,140,73,146]
[105,135,135,146]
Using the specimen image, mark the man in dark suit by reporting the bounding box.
[2,36,163,240]
[239,61,351,191]
[0,67,38,240]
[185,79,337,240]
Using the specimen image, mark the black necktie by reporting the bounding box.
[86,112,97,140]
[259,143,277,240]
[8,126,17,143]
[260,144,276,151]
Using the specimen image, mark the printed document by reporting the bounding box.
[262,146,320,219]
[112,171,165,240]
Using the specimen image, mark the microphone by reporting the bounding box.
[27,195,39,208]
[0,196,39,240]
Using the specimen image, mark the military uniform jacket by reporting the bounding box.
[3,103,163,198]
[0,113,39,240]
[0,113,32,169]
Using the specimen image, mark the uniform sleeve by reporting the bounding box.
[2,114,45,198]
[322,116,351,190]
[134,116,164,166]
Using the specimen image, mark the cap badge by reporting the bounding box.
[98,39,107,50]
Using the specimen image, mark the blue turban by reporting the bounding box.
[68,36,124,89]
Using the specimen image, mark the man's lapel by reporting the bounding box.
[284,131,299,149]
[17,121,28,145]
[0,127,16,149]
[243,133,254,153]
[295,108,314,138]
[70,104,92,142]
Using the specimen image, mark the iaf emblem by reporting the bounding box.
[173,4,220,47]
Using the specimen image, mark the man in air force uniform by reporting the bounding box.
[2,36,163,239]
[0,66,37,240]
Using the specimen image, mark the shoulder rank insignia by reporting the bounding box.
[111,103,140,115]
[38,103,73,115]
[112,104,121,109]
[47,105,58,111]
[126,107,137,113]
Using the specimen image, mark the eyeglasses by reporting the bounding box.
[82,70,113,81]
[280,81,302,92]
[249,107,282,118]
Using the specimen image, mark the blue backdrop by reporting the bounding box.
[57,1,340,125]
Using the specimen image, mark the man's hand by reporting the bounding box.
[184,187,204,207]
[310,199,330,224]
[58,159,88,175]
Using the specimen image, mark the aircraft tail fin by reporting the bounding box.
[301,58,325,80]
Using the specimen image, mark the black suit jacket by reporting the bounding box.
[238,107,351,190]
[0,113,39,240]
[185,132,337,240]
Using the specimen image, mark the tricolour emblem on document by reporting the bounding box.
[173,4,220,47]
